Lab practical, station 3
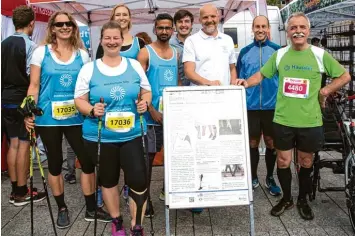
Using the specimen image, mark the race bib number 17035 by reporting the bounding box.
[52,100,78,120]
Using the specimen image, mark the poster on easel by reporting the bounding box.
[163,86,253,209]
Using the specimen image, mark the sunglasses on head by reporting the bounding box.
[53,21,74,28]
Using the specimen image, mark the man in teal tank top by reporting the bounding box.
[236,12,351,221]
[137,13,181,218]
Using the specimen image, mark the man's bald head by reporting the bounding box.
[199,4,218,16]
[199,3,220,36]
[252,15,270,28]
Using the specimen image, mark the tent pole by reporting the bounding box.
[256,0,260,16]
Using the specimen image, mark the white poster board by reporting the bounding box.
[163,86,253,210]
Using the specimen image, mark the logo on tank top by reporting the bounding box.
[110,86,126,101]
[60,74,73,87]
[164,69,174,82]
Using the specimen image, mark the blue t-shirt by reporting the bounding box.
[144,45,178,125]
[82,58,147,143]
[36,45,85,126]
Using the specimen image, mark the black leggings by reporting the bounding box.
[84,137,147,191]
[36,125,95,175]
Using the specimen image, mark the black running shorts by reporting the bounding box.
[247,110,275,140]
[273,122,324,153]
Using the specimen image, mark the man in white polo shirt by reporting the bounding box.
[182,4,237,214]
[183,3,237,86]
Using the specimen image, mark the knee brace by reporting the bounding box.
[129,188,148,225]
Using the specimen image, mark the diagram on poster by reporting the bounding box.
[163,87,252,209]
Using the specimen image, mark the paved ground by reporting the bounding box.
[1,151,354,236]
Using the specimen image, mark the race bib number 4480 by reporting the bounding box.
[283,77,310,99]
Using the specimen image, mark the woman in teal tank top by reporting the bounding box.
[74,21,152,236]
[24,11,110,229]
[96,4,145,60]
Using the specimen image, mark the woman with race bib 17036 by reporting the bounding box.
[74,21,152,236]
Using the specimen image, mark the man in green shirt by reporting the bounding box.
[236,12,351,220]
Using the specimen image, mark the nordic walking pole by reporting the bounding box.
[94,97,104,236]
[29,130,34,236]
[138,93,155,235]
[30,129,57,236]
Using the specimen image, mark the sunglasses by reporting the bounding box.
[53,21,74,28]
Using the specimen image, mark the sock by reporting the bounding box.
[298,167,313,200]
[16,185,28,196]
[277,168,292,201]
[265,148,277,178]
[54,193,67,210]
[250,147,260,180]
[11,181,17,194]
[84,193,96,212]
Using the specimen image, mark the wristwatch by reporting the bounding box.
[89,108,95,118]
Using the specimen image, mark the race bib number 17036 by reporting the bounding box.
[105,112,135,133]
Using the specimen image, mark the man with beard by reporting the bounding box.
[170,9,194,86]
[183,3,237,86]
[236,12,351,220]
[237,16,281,196]
[137,13,180,218]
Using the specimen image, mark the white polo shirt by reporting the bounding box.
[182,29,236,86]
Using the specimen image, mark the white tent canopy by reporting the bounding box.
[28,0,260,26]
[27,0,260,57]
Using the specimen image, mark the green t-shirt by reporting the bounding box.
[260,46,346,128]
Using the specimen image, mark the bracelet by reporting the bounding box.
[89,108,95,118]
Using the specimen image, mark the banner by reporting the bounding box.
[79,26,91,50]
[32,5,54,22]
[27,0,73,3]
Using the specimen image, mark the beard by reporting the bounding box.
[157,34,171,42]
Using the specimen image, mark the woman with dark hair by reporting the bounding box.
[75,21,152,236]
[24,11,110,229]
[96,4,145,59]
[135,32,153,45]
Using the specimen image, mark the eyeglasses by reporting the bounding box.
[53,21,74,28]
[156,26,173,32]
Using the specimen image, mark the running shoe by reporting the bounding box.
[144,201,154,218]
[57,207,70,229]
[64,173,76,184]
[14,188,46,207]
[130,225,144,236]
[265,176,281,196]
[297,197,314,220]
[190,208,204,214]
[85,207,111,222]
[112,216,126,236]
[159,189,165,201]
[252,178,260,189]
[271,198,294,217]
[9,192,15,204]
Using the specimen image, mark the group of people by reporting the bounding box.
[1,2,351,236]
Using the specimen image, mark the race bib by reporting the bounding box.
[283,77,310,99]
[158,96,163,113]
[52,100,78,120]
[105,112,135,133]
